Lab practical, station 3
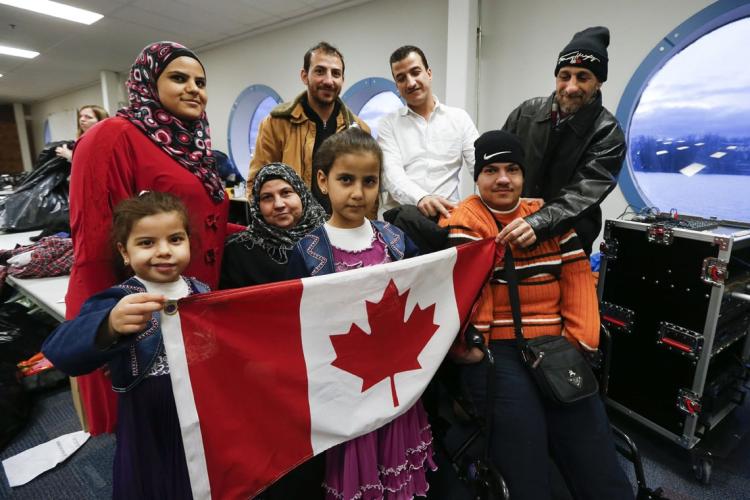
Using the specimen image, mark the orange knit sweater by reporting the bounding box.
[440,196,599,353]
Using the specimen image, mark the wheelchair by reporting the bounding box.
[425,325,668,500]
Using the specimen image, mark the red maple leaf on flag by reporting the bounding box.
[330,279,439,407]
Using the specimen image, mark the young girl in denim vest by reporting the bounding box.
[287,128,434,499]
[43,191,208,499]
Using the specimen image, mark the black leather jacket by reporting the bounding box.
[502,92,626,254]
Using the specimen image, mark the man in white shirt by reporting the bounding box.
[377,45,479,217]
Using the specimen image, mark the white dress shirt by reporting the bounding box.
[377,96,478,210]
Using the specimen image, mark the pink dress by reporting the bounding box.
[323,234,436,500]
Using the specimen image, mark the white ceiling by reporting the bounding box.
[0,0,369,104]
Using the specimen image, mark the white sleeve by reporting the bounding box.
[377,113,429,205]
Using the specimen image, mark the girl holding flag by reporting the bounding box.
[43,192,207,499]
[287,128,435,500]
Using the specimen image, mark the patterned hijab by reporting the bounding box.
[117,41,224,203]
[228,163,327,263]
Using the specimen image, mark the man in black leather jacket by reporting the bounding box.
[500,26,625,255]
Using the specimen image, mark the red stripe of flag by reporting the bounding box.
[177,279,313,498]
[453,239,498,325]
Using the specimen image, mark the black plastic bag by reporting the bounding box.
[0,301,58,451]
[0,145,71,232]
[0,361,31,451]
[0,303,57,363]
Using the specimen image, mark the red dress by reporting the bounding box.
[66,117,229,435]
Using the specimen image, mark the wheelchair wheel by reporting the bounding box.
[692,456,713,485]
[466,459,510,500]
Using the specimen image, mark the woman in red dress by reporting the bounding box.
[66,41,230,435]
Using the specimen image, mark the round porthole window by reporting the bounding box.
[342,77,403,139]
[617,4,750,222]
[227,84,282,175]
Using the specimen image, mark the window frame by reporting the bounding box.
[227,84,282,174]
[615,0,750,210]
[342,77,404,121]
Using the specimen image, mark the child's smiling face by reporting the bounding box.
[117,210,190,283]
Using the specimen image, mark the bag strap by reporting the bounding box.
[502,246,526,345]
[484,205,526,346]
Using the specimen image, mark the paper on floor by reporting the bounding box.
[2,430,90,487]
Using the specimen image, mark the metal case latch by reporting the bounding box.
[657,322,704,358]
[600,238,619,261]
[647,223,673,245]
[677,389,702,416]
[601,302,635,334]
[701,257,728,286]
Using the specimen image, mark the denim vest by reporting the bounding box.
[291,220,413,277]
[107,276,209,392]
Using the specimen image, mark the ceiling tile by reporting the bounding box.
[239,0,309,17]
[0,0,375,103]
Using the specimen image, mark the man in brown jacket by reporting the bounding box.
[248,41,370,212]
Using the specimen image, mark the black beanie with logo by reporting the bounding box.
[473,130,525,181]
[554,26,610,82]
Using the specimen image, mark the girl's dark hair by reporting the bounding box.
[313,127,383,177]
[111,192,190,275]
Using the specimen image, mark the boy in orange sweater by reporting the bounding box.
[439,130,633,500]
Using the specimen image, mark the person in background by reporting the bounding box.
[378,45,478,218]
[65,41,230,435]
[221,162,326,289]
[213,150,244,188]
[248,41,370,213]
[287,128,432,500]
[55,104,109,161]
[500,26,625,255]
[44,192,206,499]
[440,130,632,500]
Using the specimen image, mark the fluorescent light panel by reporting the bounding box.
[0,0,103,25]
[0,45,39,59]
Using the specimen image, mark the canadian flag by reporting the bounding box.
[161,238,497,499]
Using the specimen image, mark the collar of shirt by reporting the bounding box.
[400,95,441,118]
[300,93,340,128]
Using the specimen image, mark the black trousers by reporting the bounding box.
[461,340,634,500]
[256,453,325,499]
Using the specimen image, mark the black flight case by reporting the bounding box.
[597,215,750,483]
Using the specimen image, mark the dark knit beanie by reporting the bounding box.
[554,26,609,82]
[474,130,525,182]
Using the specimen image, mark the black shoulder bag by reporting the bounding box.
[500,226,599,405]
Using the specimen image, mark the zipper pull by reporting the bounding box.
[531,351,545,369]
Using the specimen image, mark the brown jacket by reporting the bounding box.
[248,91,371,187]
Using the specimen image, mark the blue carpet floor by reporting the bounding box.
[0,385,114,499]
[1,386,749,499]
[609,403,750,500]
